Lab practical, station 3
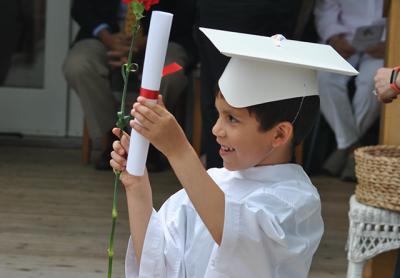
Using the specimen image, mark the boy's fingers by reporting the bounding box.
[157,95,166,109]
[137,97,167,117]
[112,128,130,142]
[112,140,125,156]
[111,150,127,166]
[133,103,160,124]
[137,96,161,110]
[112,128,120,138]
[120,171,131,183]
[121,129,130,138]
[110,159,125,172]
[131,120,150,139]
[120,134,130,150]
[112,128,126,139]
[132,108,152,126]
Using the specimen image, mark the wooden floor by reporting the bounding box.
[0,145,356,277]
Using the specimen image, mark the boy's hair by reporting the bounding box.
[216,90,319,147]
[246,96,320,146]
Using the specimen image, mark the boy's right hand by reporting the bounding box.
[110,128,150,189]
[110,127,130,172]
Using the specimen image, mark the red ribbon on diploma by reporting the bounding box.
[140,88,159,99]
[139,62,183,100]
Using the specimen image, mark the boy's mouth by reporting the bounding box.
[220,144,235,153]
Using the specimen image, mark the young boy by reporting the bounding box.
[110,28,358,277]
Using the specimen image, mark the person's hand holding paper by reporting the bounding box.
[351,20,386,53]
[364,41,386,59]
[328,34,356,59]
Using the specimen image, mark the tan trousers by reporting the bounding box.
[63,39,190,140]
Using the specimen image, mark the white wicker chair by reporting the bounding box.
[346,195,400,277]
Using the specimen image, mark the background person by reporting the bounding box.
[314,0,386,180]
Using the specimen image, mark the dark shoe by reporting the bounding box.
[340,154,356,182]
[321,149,348,176]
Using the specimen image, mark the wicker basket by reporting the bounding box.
[354,145,400,212]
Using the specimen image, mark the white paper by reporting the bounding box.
[351,22,385,51]
[126,11,173,176]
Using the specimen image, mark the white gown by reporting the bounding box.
[125,164,323,278]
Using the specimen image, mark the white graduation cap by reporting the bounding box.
[200,28,359,108]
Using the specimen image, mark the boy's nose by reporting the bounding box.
[212,118,226,137]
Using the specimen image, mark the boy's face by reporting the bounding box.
[212,94,275,171]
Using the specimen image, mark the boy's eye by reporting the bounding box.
[228,115,238,123]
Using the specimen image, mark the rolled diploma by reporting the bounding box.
[126,11,173,176]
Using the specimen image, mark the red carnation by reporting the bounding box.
[122,0,159,11]
[139,0,159,11]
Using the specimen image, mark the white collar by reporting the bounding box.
[210,164,310,184]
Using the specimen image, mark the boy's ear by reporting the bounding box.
[271,122,293,147]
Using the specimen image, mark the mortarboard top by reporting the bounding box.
[200,27,359,108]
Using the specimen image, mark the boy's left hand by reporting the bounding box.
[130,95,190,158]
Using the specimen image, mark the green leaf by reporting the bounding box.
[116,111,126,129]
[131,2,145,19]
[123,115,133,126]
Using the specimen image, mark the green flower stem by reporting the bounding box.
[118,22,141,127]
[107,18,141,278]
[107,172,120,278]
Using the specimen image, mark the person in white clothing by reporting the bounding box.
[109,29,357,277]
[314,0,386,180]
